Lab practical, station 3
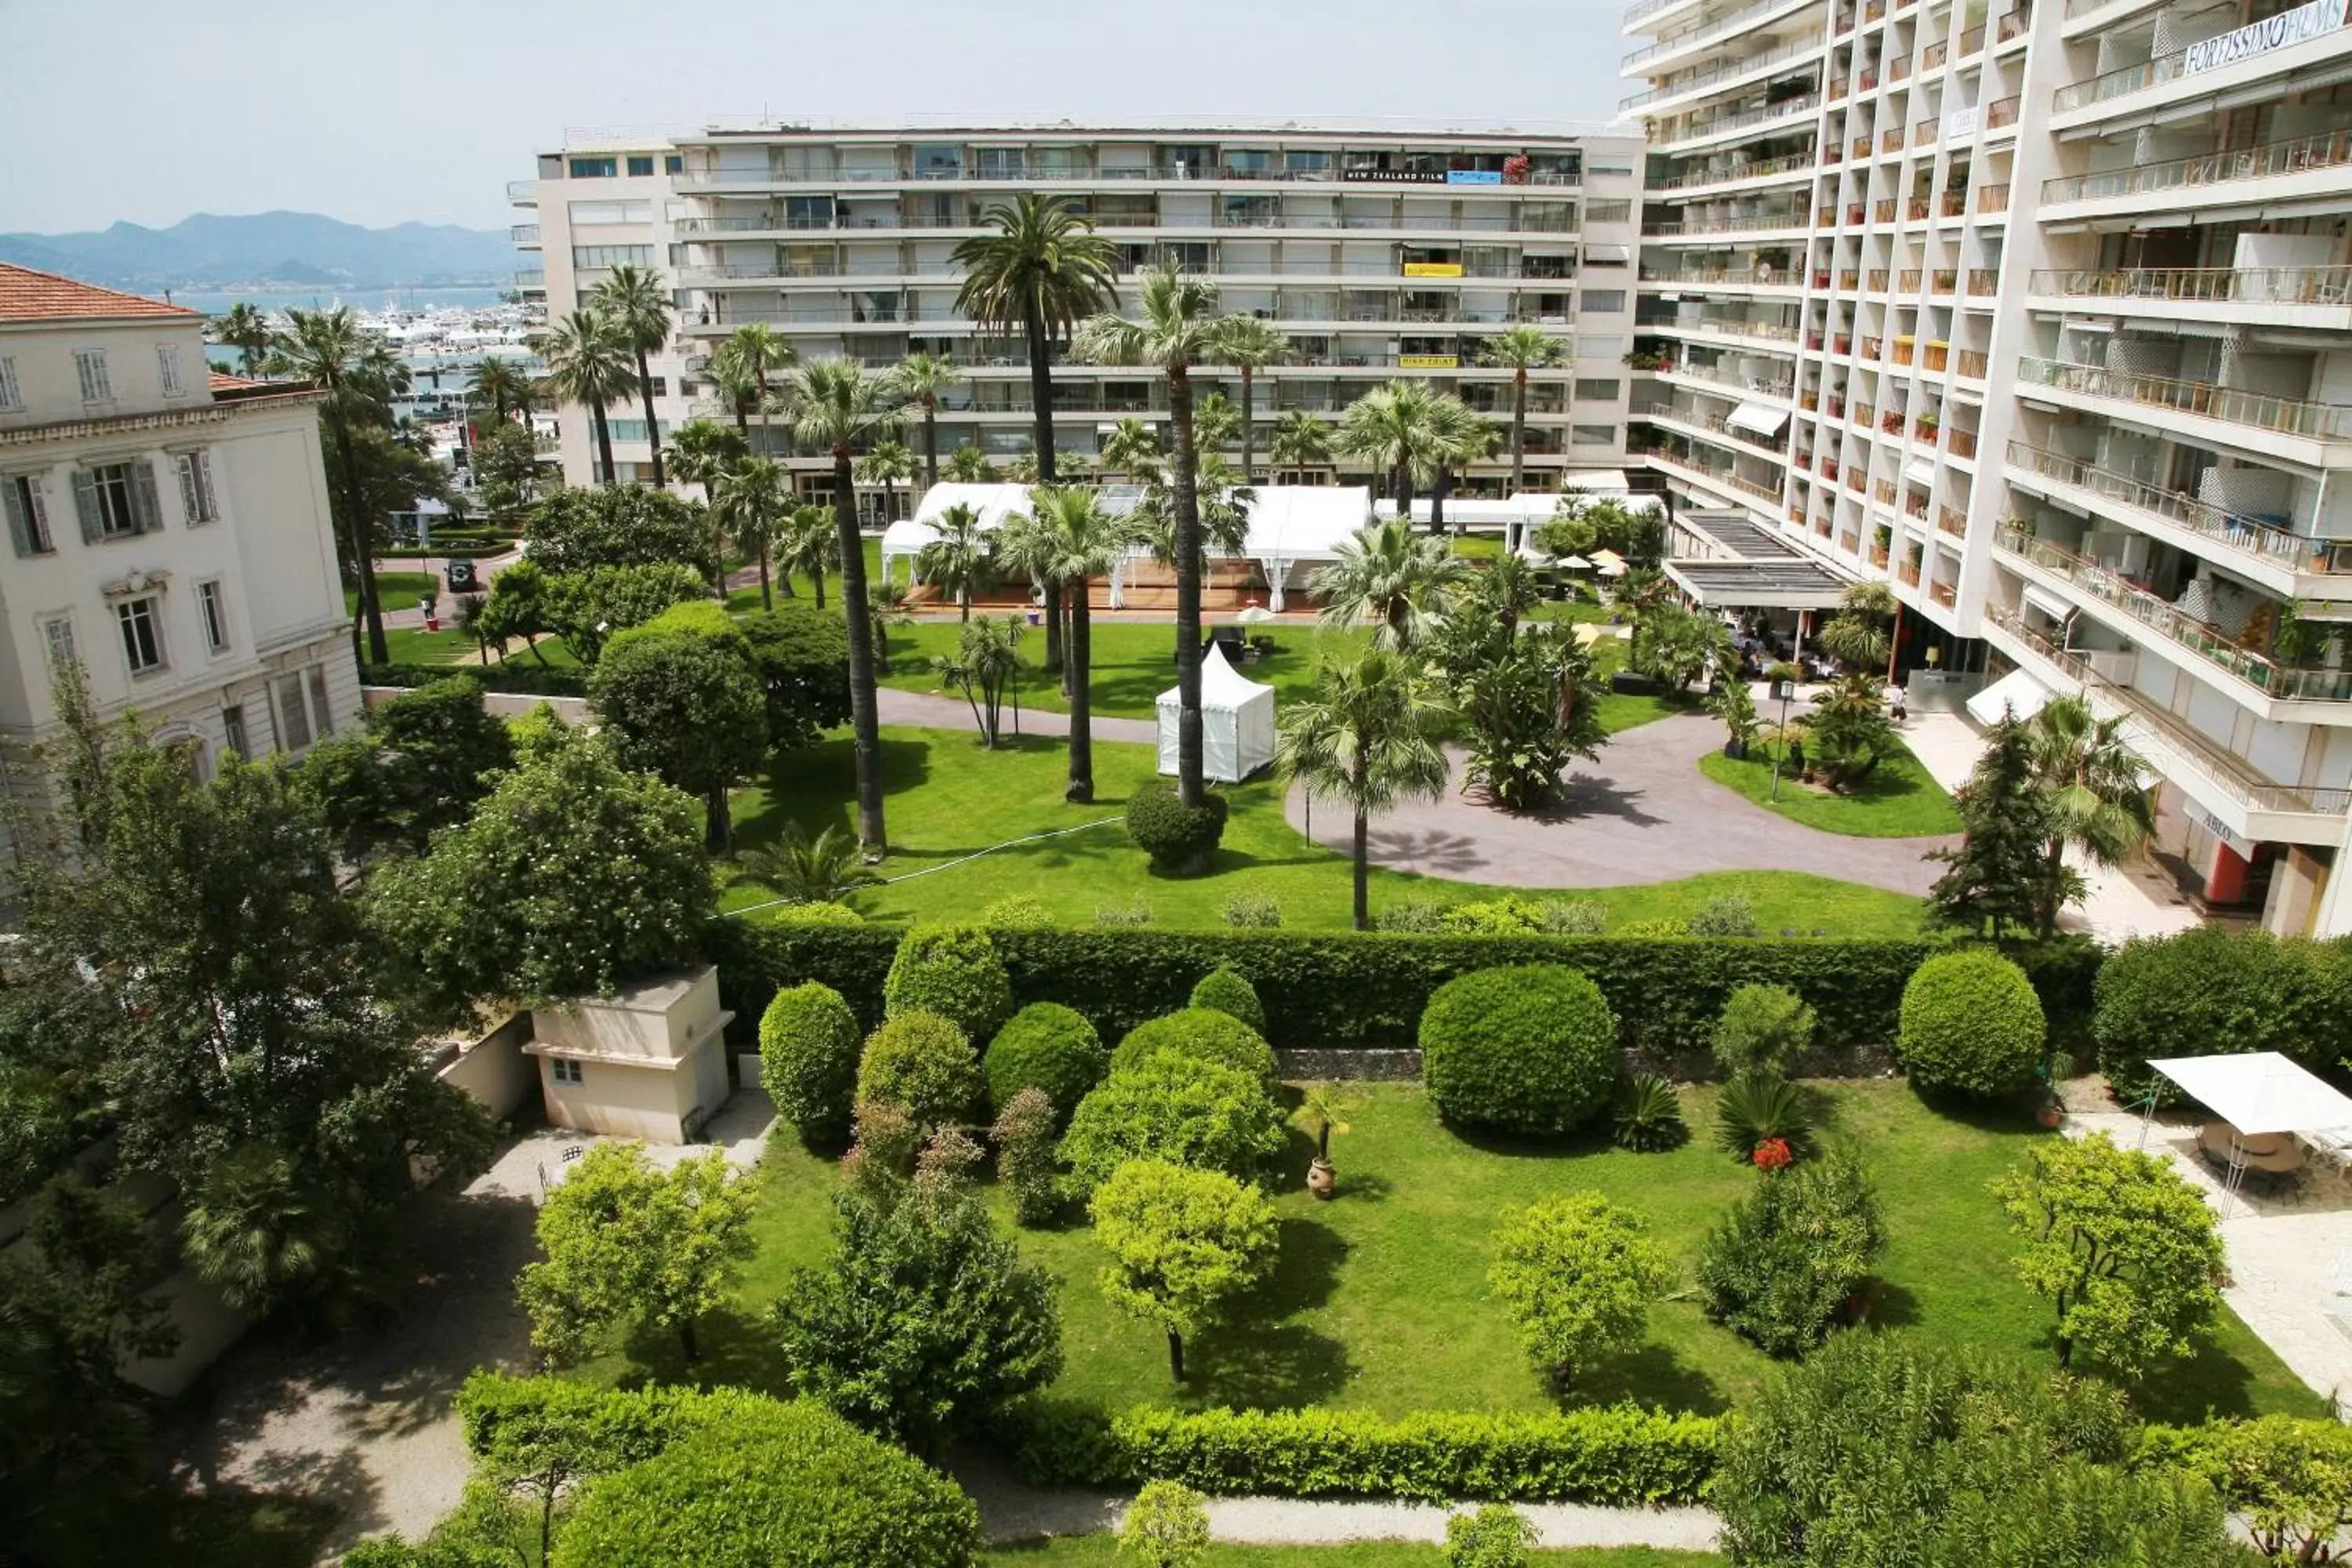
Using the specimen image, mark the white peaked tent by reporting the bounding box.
[879,483,1036,588]
[1157,644,1276,782]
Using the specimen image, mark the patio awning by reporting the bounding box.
[1965,666,2053,725]
[1728,401,1791,437]
[2150,1053,2352,1137]
[2021,583,2077,623]
[1903,457,1939,488]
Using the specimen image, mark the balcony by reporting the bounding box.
[1874,198,1898,221]
[1954,348,1988,379]
[1930,579,1957,608]
[2053,17,2351,117]
[1984,95,2020,129]
[1922,39,1948,67]
[1976,183,2010,212]
[1905,196,1931,220]
[1651,151,1819,191]
[1653,94,1824,147]
[506,180,538,203]
[1898,558,1922,585]
[514,268,545,289]
[2015,357,2352,459]
[2042,129,2352,212]
[1937,504,1967,536]
[1994,524,2352,703]
[1882,129,1907,154]
[2024,265,2352,329]
[1623,0,1818,70]
[1642,211,1813,238]
[1620,37,1824,113]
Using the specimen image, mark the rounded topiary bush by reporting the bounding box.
[983,1002,1106,1123]
[1898,949,2045,1098]
[1188,967,1266,1035]
[1058,1051,1286,1194]
[758,982,862,1148]
[1420,964,1618,1134]
[882,924,1012,1040]
[1125,781,1229,873]
[769,901,865,927]
[1109,1007,1279,1094]
[557,1399,980,1568]
[856,1011,983,1131]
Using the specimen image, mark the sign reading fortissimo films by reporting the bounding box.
[2183,0,2348,74]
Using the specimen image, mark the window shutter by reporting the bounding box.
[72,469,103,543]
[130,460,162,533]
[2,480,31,557]
[176,455,198,522]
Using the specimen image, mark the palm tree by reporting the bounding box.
[535,308,635,486]
[713,456,790,612]
[776,503,837,608]
[1098,416,1163,484]
[468,354,533,423]
[1076,263,1226,808]
[181,1146,338,1312]
[867,579,913,666]
[1480,325,1569,494]
[267,307,397,664]
[1213,315,1290,480]
[2026,695,2154,938]
[216,302,272,378]
[1269,411,1334,481]
[1003,449,1041,485]
[916,501,992,622]
[1425,394,1497,536]
[1309,517,1470,651]
[858,439,915,524]
[943,445,1000,483]
[714,321,795,448]
[1276,648,1450,930]
[785,358,901,851]
[992,504,1065,691]
[1817,580,1899,677]
[891,351,961,488]
[736,823,880,906]
[590,263,675,486]
[1191,390,1243,457]
[665,419,750,590]
[1027,485,1129,802]
[1338,380,1439,512]
[952,194,1118,485]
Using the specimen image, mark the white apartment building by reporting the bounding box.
[510,123,1647,503]
[0,265,361,864]
[1624,0,2352,935]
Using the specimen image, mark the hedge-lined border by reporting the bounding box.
[362,660,588,698]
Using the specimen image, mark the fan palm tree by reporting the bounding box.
[916,502,992,622]
[784,358,900,850]
[891,351,961,488]
[268,307,397,664]
[2026,695,2154,938]
[1480,325,1569,493]
[1076,262,1226,808]
[992,505,1066,691]
[1338,379,1440,511]
[858,439,915,524]
[664,419,750,590]
[952,194,1118,485]
[1192,390,1243,456]
[1424,394,1497,536]
[1026,485,1130,801]
[535,308,635,486]
[181,1145,340,1312]
[1213,315,1290,480]
[1816,580,1899,677]
[468,354,533,423]
[867,579,913,666]
[1098,416,1163,484]
[942,445,1000,483]
[714,321,794,444]
[776,503,837,609]
[1269,410,1334,481]
[590,263,674,487]
[713,456,791,612]
[1003,449,1041,485]
[1276,648,1451,930]
[216,302,272,378]
[736,822,880,906]
[1309,517,1470,651]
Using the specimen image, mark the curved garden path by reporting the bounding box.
[1283,713,1958,897]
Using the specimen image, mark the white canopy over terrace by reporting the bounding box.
[2144,1052,2352,1214]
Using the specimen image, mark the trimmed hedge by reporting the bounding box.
[1897,949,2045,1098]
[1108,1008,1281,1094]
[983,1002,1107,1121]
[883,924,1013,1041]
[1012,1401,1720,1505]
[1421,965,1617,1134]
[855,1012,983,1130]
[363,659,588,698]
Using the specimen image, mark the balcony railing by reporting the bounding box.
[2002,439,2350,575]
[1655,93,1824,140]
[1984,95,2020,129]
[506,180,538,201]
[1652,315,1804,341]
[1652,151,1820,191]
[1906,196,1932,220]
[1996,524,2352,701]
[1937,504,1967,536]
[1621,37,1823,111]
[2016,357,2352,443]
[2050,14,2339,114]
[2042,129,2352,205]
[2026,265,2352,309]
[1976,182,2010,212]
[1624,0,1809,69]
[1944,426,1976,458]
[1954,348,1989,378]
[1957,21,1987,52]
[1874,198,1898,220]
[1883,129,1907,153]
[1642,212,1813,236]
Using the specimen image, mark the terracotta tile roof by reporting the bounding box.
[207,369,266,392]
[0,263,199,324]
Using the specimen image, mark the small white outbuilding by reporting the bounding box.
[1157,643,1276,783]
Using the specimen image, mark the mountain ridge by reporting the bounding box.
[0,211,515,292]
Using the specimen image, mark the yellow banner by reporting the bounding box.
[1402,261,1465,278]
[1398,354,1459,369]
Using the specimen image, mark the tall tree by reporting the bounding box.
[1098,416,1164,484]
[776,502,837,609]
[1268,410,1334,481]
[1425,393,1497,537]
[468,354,534,425]
[858,438,915,524]
[1308,517,1469,650]
[953,194,1118,486]
[1338,379,1439,511]
[215,301,272,377]
[1213,315,1290,481]
[590,263,674,487]
[267,306,400,664]
[717,321,794,443]
[1929,710,2051,938]
[1276,648,1451,929]
[1027,485,1128,802]
[786,358,899,851]
[916,501,992,622]
[1091,1160,1278,1384]
[891,351,961,489]
[589,617,769,853]
[535,308,635,488]
[2027,695,2154,940]
[663,418,750,591]
[713,454,789,612]
[1817,579,1898,676]
[1076,263,1225,807]
[1479,325,1569,494]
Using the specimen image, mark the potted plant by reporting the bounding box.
[1290,1083,1354,1200]
[2035,1049,2074,1129]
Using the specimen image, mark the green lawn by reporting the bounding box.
[873,619,1348,722]
[1696,741,1962,839]
[725,728,1930,937]
[349,570,436,618]
[594,1081,2322,1428]
[986,1543,1719,1567]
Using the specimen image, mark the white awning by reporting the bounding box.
[1965,667,2053,726]
[2151,1053,2352,1138]
[1584,242,1632,263]
[1903,457,1939,488]
[2020,583,2077,623]
[1728,401,1791,436]
[1562,470,1635,493]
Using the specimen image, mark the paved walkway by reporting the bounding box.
[1283,711,1958,897]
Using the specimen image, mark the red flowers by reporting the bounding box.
[1752,1137,1793,1171]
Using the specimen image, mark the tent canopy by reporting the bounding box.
[881,482,1040,583]
[1965,667,2054,726]
[2151,1052,2352,1136]
[1156,644,1276,782]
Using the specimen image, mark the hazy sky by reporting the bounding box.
[1,0,1635,234]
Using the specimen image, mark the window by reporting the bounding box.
[198,579,229,653]
[551,1058,584,1085]
[607,419,649,442]
[1574,377,1623,401]
[664,154,684,174]
[569,156,618,179]
[74,459,158,540]
[175,450,218,524]
[274,672,314,750]
[116,595,164,674]
[975,147,1027,178]
[1581,290,1627,313]
[0,355,20,411]
[1572,423,1619,446]
[75,349,112,403]
[1285,149,1334,173]
[4,471,53,555]
[221,704,249,760]
[1584,199,1634,225]
[571,244,655,269]
[626,154,655,177]
[157,343,185,396]
[308,666,332,737]
[40,616,75,671]
[568,198,653,225]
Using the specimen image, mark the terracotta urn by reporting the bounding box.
[1306,1157,1336,1200]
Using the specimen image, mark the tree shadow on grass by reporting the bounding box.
[2120,1345,2270,1425]
[121,1483,341,1568]
[1444,1119,1622,1164]
[612,1303,794,1399]
[1566,1339,1733,1415]
[1186,1216,1353,1409]
[739,735,938,846]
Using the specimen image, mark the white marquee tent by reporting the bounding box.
[1157,644,1276,782]
[878,483,1038,588]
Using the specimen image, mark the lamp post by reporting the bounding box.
[1767,676,1795,803]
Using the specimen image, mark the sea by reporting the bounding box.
[171,285,510,318]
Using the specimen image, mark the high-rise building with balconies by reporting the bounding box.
[1624,0,2352,936]
[513,122,1646,506]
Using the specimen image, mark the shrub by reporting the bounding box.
[1122,1480,1212,1568]
[1420,965,1618,1134]
[2142,1415,2352,1565]
[1446,1504,1538,1568]
[1711,984,1816,1083]
[1438,895,1553,935]
[1126,782,1229,873]
[757,982,862,1148]
[1109,1007,1279,1094]
[1685,894,1759,938]
[2092,927,2346,1100]
[1058,1054,1286,1195]
[1095,895,1154,927]
[981,894,1056,928]
[1374,897,1450,932]
[1616,917,1690,938]
[362,659,590,699]
[983,1002,1106,1122]
[1541,900,1610,936]
[882,924,1011,1040]
[855,1012,983,1131]
[1091,1160,1279,1384]
[992,1088,1062,1226]
[1899,949,2045,1098]
[1713,1076,1813,1163]
[1611,1073,1686,1152]
[1187,969,1267,1035]
[1696,1149,1884,1356]
[770,900,864,927]
[1221,891,1283,928]
[1489,1193,1672,1392]
[1012,1400,1721,1505]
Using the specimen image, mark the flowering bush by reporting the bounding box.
[1751,1137,1792,1171]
